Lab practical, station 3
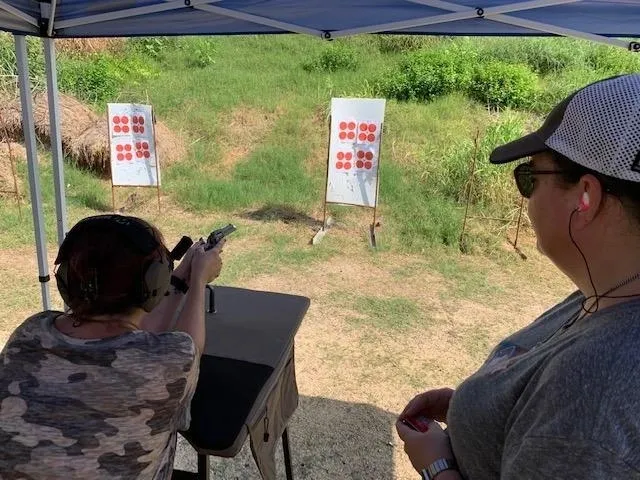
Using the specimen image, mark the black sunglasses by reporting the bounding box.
[513,162,567,198]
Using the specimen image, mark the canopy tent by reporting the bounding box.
[0,0,638,309]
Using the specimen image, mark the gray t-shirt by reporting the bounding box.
[0,311,200,479]
[447,292,640,479]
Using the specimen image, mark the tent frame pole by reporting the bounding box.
[43,37,67,248]
[15,34,52,310]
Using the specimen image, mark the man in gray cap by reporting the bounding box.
[397,74,640,480]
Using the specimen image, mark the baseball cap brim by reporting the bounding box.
[489,131,548,164]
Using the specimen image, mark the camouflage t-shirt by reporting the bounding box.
[0,311,200,480]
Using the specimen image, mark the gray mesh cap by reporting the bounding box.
[490,74,640,183]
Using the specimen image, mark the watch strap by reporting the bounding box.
[421,458,457,480]
[170,275,189,294]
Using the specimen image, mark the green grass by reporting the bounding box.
[332,292,424,331]
[2,34,634,258]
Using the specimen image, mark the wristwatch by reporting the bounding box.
[421,458,458,480]
[170,275,189,294]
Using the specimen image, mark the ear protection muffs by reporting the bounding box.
[55,214,173,312]
[578,192,590,212]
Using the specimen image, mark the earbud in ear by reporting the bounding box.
[578,192,590,212]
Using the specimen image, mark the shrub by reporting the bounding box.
[58,54,157,104]
[181,37,217,68]
[376,47,474,102]
[128,37,178,60]
[468,62,537,109]
[303,44,359,72]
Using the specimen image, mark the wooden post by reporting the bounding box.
[459,129,480,251]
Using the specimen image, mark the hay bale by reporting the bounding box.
[0,90,186,175]
[0,142,25,197]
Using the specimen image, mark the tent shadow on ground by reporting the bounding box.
[174,395,397,479]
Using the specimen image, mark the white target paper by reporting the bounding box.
[326,98,386,207]
[108,103,160,187]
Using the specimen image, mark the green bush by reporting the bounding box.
[181,37,217,68]
[468,62,537,109]
[128,37,178,60]
[376,47,474,102]
[303,43,359,72]
[58,54,156,104]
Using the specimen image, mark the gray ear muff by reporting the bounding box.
[140,255,173,312]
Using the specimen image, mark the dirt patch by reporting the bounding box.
[216,105,280,174]
[0,91,186,174]
[0,142,25,197]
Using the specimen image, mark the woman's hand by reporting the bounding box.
[400,388,454,423]
[396,418,455,473]
[190,239,225,287]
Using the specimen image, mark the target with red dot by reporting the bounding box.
[108,103,159,187]
[338,119,380,145]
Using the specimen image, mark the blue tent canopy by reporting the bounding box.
[0,0,638,309]
[0,1,639,49]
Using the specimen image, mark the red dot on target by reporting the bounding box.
[133,126,139,133]
[136,142,141,150]
[339,122,347,130]
[336,162,343,169]
[117,153,124,161]
[356,160,364,168]
[358,133,367,141]
[112,116,120,124]
[339,132,347,140]
[144,151,150,159]
[124,144,132,151]
[359,123,367,131]
[136,151,143,158]
[344,162,352,170]
[125,153,132,160]
[132,116,139,124]
[121,116,129,124]
[142,142,149,150]
[139,117,144,125]
[114,125,121,133]
[337,152,344,160]
[348,122,356,130]
[140,127,145,134]
[357,151,365,159]
[123,126,130,133]
[347,132,355,140]
[116,145,123,152]
[368,124,377,133]
[367,133,375,142]
[345,152,353,160]
[365,152,374,160]
[365,161,372,169]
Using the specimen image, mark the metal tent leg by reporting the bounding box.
[15,34,51,310]
[42,37,67,247]
[283,428,294,480]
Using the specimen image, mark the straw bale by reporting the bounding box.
[0,142,25,197]
[55,38,126,56]
[0,91,186,175]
